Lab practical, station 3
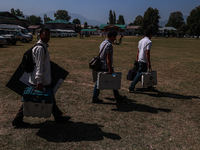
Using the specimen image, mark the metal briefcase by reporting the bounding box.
[22,87,54,118]
[97,72,122,89]
[141,71,157,87]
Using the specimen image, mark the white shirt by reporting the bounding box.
[138,37,152,63]
[29,40,51,85]
[99,39,113,70]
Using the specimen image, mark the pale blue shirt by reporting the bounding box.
[99,39,113,70]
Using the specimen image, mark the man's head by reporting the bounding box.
[39,27,50,44]
[145,29,153,38]
[107,31,118,42]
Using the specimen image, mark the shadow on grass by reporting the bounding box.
[103,97,171,113]
[30,121,121,142]
[114,102,171,113]
[136,88,200,100]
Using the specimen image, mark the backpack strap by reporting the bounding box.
[98,42,108,57]
[34,43,47,54]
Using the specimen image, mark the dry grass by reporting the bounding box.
[0,35,200,150]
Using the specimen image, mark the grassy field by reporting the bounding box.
[0,35,200,150]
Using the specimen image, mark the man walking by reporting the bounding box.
[92,31,125,103]
[12,28,70,128]
[129,29,152,92]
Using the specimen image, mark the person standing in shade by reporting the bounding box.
[92,31,125,103]
[128,29,152,92]
[12,28,71,128]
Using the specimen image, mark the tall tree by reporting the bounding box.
[166,11,185,29]
[44,14,52,23]
[109,10,114,24]
[117,15,125,25]
[142,7,160,35]
[113,11,116,24]
[187,6,200,37]
[84,22,88,29]
[27,15,42,25]
[73,18,81,25]
[133,15,143,26]
[54,10,71,21]
[10,8,24,17]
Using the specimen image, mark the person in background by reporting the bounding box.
[12,27,71,128]
[128,29,152,93]
[92,31,126,104]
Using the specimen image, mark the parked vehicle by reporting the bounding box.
[0,35,6,47]
[0,30,17,45]
[0,24,33,41]
[3,29,32,43]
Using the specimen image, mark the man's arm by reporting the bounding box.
[106,53,113,74]
[136,48,139,61]
[35,46,45,91]
[146,50,151,70]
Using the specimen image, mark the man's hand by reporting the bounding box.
[37,83,43,91]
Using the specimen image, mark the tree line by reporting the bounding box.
[10,6,200,37]
[129,6,200,37]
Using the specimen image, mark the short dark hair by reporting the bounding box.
[107,31,118,38]
[40,27,50,35]
[144,29,153,37]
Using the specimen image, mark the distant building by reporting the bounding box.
[125,26,140,35]
[158,27,177,36]
[81,29,98,36]
[0,11,29,27]
[28,25,43,35]
[100,24,126,35]
[45,20,75,30]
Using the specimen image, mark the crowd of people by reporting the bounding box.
[12,27,153,128]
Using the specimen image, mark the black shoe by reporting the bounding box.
[12,120,30,128]
[128,89,135,93]
[92,98,103,103]
[55,116,71,123]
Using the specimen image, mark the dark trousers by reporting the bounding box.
[13,86,63,121]
[129,62,148,90]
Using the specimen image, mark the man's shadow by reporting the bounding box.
[136,88,200,100]
[104,97,171,113]
[30,121,121,142]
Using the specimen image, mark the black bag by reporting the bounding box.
[126,69,137,81]
[21,43,46,73]
[89,42,108,71]
[126,61,139,81]
[89,56,101,71]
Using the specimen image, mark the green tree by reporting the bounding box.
[117,15,125,25]
[142,7,160,35]
[133,15,143,26]
[113,11,116,24]
[166,11,185,29]
[84,22,88,29]
[10,8,24,17]
[44,14,52,23]
[27,15,42,25]
[73,18,81,25]
[187,6,200,37]
[109,10,114,24]
[54,10,71,21]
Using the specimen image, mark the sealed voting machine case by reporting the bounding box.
[97,72,122,89]
[22,87,54,118]
[141,71,157,87]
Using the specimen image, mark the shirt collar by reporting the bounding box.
[38,39,48,48]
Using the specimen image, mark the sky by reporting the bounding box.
[0,0,200,24]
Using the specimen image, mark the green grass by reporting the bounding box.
[0,36,200,150]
